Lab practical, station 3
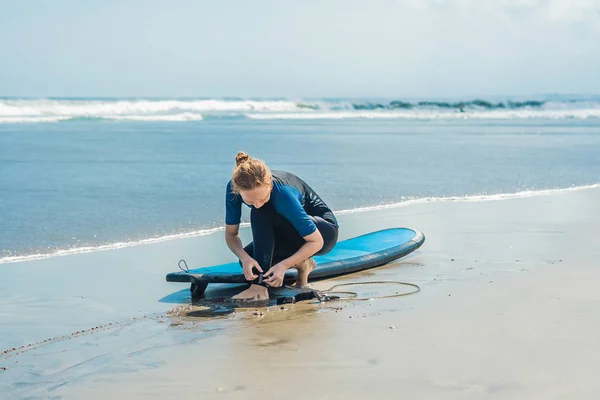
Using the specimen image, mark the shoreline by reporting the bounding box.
[2,182,598,265]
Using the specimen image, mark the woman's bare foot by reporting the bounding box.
[293,258,316,288]
[231,284,269,301]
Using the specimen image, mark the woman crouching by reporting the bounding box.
[224,152,339,301]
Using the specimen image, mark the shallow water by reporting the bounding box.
[2,115,599,261]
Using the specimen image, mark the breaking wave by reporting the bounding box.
[1,96,600,123]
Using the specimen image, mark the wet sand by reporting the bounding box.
[1,187,599,399]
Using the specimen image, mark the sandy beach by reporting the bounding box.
[3,2,600,399]
[1,187,599,399]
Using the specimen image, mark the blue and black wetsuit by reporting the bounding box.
[226,170,339,278]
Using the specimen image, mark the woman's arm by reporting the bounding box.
[224,224,248,260]
[281,229,323,269]
[263,229,323,286]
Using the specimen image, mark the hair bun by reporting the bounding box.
[235,151,250,166]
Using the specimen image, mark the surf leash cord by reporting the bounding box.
[277,280,421,305]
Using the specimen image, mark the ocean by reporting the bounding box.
[1,96,600,263]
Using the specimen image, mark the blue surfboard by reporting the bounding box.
[166,228,425,298]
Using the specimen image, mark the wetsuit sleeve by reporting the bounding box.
[225,181,242,225]
[275,186,317,237]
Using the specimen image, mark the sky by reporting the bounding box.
[1,0,599,98]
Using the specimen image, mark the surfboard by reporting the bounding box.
[166,227,425,299]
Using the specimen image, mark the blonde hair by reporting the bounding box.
[231,151,272,193]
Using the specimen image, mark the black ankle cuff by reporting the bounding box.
[252,274,270,288]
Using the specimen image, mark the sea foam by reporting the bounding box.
[2,98,600,123]
[2,184,598,265]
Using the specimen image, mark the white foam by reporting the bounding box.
[0,113,204,123]
[246,108,600,120]
[0,116,73,123]
[0,226,232,265]
[246,111,397,120]
[2,98,600,122]
[336,183,600,215]
[0,99,304,118]
[2,184,598,265]
[108,113,204,121]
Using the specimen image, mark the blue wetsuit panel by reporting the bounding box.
[224,170,337,235]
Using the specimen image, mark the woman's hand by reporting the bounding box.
[241,256,263,281]
[263,262,289,287]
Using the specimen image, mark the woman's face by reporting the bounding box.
[240,184,271,209]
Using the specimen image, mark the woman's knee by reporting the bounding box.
[311,217,338,256]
